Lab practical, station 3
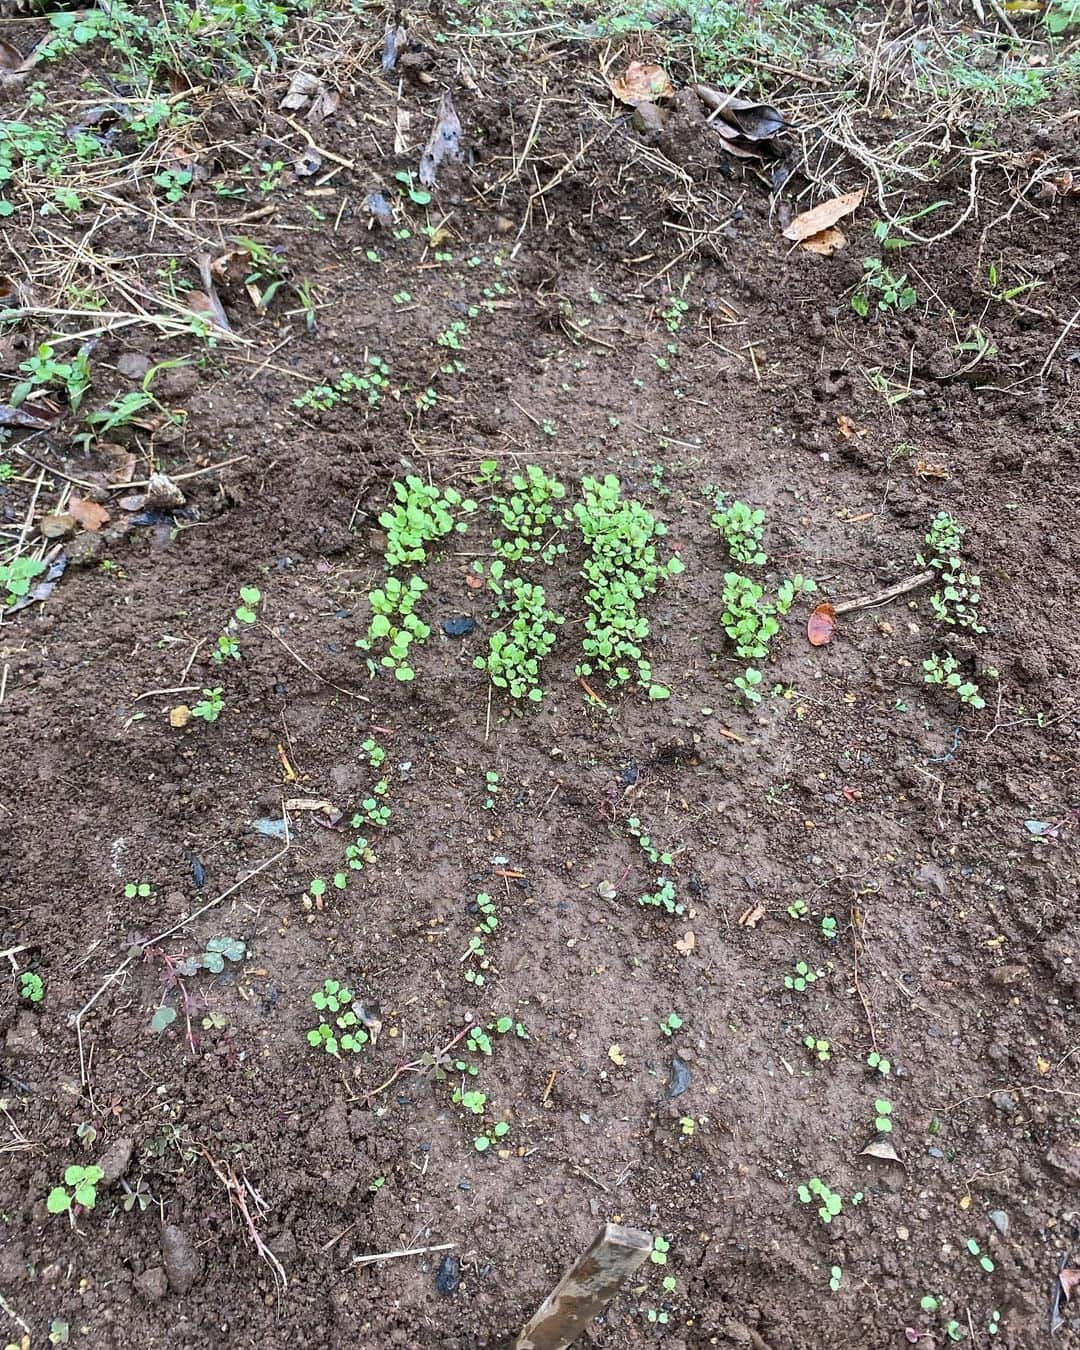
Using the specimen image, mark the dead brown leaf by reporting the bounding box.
[1061,1269,1080,1301]
[674,930,695,955]
[799,227,846,256]
[279,71,321,111]
[69,496,110,532]
[0,39,22,71]
[861,1137,904,1165]
[836,414,866,440]
[737,903,765,929]
[608,61,674,106]
[783,189,865,243]
[807,603,837,647]
[209,247,252,285]
[915,459,949,480]
[308,88,340,123]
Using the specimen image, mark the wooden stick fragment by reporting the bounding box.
[833,569,934,616]
[515,1223,653,1350]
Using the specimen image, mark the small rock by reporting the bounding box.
[666,1056,692,1100]
[441,616,475,638]
[1045,1143,1080,1187]
[99,1136,134,1187]
[39,514,75,540]
[65,532,106,568]
[915,862,947,896]
[991,1091,1018,1115]
[135,1267,168,1303]
[988,964,1028,989]
[988,1209,1009,1237]
[5,1012,43,1059]
[169,706,191,729]
[632,102,668,135]
[117,352,152,381]
[144,472,185,510]
[435,1252,460,1296]
[363,191,394,227]
[161,1224,202,1294]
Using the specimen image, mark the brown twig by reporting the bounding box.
[833,569,934,615]
[263,625,371,703]
[200,1148,288,1292]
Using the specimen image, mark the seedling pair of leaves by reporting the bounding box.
[307,979,370,1057]
[47,1165,104,1217]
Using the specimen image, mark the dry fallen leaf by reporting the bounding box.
[915,459,949,480]
[608,60,674,106]
[465,573,485,590]
[418,91,463,188]
[69,496,110,532]
[279,71,321,111]
[1061,1269,1080,1301]
[861,1137,904,1164]
[674,930,695,955]
[608,1044,626,1067]
[807,603,837,647]
[799,226,846,256]
[959,1192,972,1210]
[836,414,867,440]
[783,188,865,243]
[737,903,765,928]
[169,705,191,728]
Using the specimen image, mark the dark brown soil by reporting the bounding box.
[1,5,1078,1349]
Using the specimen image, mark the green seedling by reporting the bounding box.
[821,916,838,940]
[852,257,917,316]
[663,295,689,332]
[18,971,43,1003]
[47,1165,104,1218]
[473,1120,510,1152]
[711,495,766,565]
[916,511,984,632]
[574,474,683,691]
[867,1050,891,1076]
[639,877,682,915]
[11,342,91,412]
[191,687,224,722]
[154,168,192,202]
[368,1175,386,1194]
[123,881,152,900]
[797,1177,843,1223]
[659,1011,684,1038]
[874,1098,893,1133]
[805,1035,831,1062]
[307,979,369,1057]
[0,556,46,607]
[721,573,778,660]
[829,1266,842,1292]
[378,475,475,568]
[966,1237,995,1273]
[213,585,261,663]
[475,563,563,703]
[787,898,809,920]
[491,464,568,565]
[785,960,823,992]
[650,1235,670,1265]
[923,653,985,709]
[358,573,430,682]
[734,666,763,704]
[482,770,500,809]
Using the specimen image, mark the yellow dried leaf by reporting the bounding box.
[959,1193,971,1210]
[799,226,846,256]
[1036,1056,1051,1075]
[608,1044,626,1066]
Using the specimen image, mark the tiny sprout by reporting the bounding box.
[804,1035,831,1063]
[829,1265,842,1292]
[650,1235,670,1265]
[679,1115,695,1137]
[18,971,43,1004]
[874,1098,893,1132]
[659,1011,683,1037]
[820,916,838,940]
[787,898,809,920]
[867,1050,892,1076]
[920,1295,940,1313]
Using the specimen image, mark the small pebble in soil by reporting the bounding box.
[666,1057,692,1100]
[441,616,475,638]
[435,1253,461,1296]
[991,1091,1019,1114]
[988,1209,1010,1237]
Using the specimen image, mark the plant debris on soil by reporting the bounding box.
[1,0,1079,1346]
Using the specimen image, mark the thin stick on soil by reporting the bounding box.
[263,625,371,703]
[132,684,202,703]
[0,1290,30,1337]
[70,840,292,1085]
[850,902,878,1053]
[352,1241,455,1268]
[1039,303,1080,380]
[833,570,934,615]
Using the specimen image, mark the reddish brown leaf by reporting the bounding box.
[799,226,846,256]
[1062,1269,1080,1301]
[608,61,674,106]
[783,189,864,243]
[0,40,22,72]
[69,496,110,532]
[465,573,484,590]
[807,603,837,647]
